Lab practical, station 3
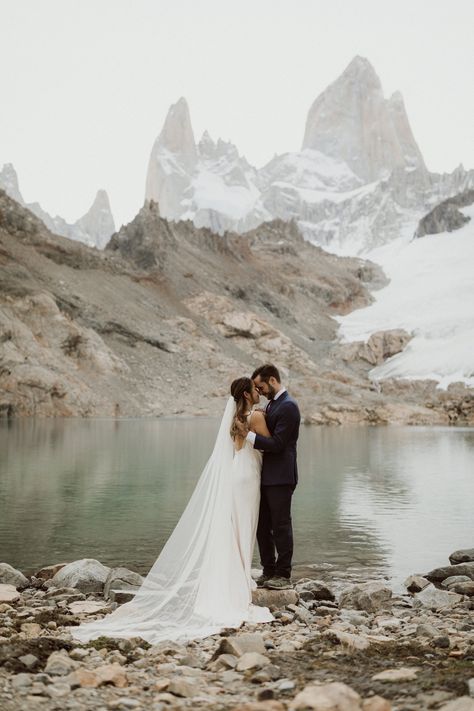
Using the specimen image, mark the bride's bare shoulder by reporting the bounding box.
[250,410,266,425]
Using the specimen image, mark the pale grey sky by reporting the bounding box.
[1,0,473,227]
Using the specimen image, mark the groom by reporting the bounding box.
[245,364,301,590]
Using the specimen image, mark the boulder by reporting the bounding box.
[338,582,392,612]
[371,667,418,682]
[49,559,110,593]
[103,567,144,600]
[451,581,474,596]
[235,652,270,671]
[168,678,200,698]
[449,549,474,565]
[413,584,463,610]
[0,583,20,603]
[45,650,78,676]
[441,575,471,589]
[290,682,362,711]
[35,563,68,581]
[67,600,110,615]
[67,663,128,689]
[404,575,430,593]
[252,588,298,609]
[425,562,474,583]
[295,579,335,601]
[108,589,137,604]
[214,632,266,658]
[0,563,28,588]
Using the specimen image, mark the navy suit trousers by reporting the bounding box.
[257,484,295,579]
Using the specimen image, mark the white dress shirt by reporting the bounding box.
[246,388,287,446]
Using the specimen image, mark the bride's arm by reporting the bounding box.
[249,410,271,437]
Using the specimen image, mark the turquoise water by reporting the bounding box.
[0,418,473,588]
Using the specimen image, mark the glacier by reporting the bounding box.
[336,205,474,388]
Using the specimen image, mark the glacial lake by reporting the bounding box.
[1,418,473,592]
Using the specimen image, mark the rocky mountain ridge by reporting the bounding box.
[145,57,474,254]
[0,189,472,423]
[0,164,115,249]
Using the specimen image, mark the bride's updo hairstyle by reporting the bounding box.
[230,377,252,439]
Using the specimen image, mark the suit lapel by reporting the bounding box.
[266,392,288,428]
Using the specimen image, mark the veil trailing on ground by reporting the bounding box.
[72,397,260,645]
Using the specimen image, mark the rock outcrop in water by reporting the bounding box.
[0,189,473,423]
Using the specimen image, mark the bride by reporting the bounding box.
[72,376,274,645]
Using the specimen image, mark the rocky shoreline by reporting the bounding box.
[0,550,473,710]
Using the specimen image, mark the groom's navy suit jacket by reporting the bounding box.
[253,391,301,487]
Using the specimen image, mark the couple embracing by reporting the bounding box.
[73,363,301,646]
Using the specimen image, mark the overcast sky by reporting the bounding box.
[1,0,473,227]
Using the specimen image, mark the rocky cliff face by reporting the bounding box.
[302,56,427,182]
[1,190,472,424]
[0,164,116,249]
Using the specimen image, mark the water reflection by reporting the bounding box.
[1,418,473,589]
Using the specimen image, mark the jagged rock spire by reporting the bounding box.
[302,55,426,180]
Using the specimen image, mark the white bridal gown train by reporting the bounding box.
[72,398,273,645]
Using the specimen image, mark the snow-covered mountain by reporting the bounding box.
[144,56,474,255]
[0,163,115,249]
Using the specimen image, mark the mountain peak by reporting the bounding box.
[302,57,426,180]
[157,97,197,162]
[75,189,116,249]
[342,55,380,83]
[0,162,24,203]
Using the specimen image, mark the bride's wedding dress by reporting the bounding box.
[72,398,273,645]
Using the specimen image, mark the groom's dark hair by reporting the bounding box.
[251,363,280,383]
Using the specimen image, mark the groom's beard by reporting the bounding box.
[267,384,276,400]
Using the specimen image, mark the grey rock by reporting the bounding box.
[235,652,270,671]
[338,581,392,612]
[295,578,335,601]
[452,581,474,596]
[0,562,29,588]
[18,653,39,669]
[214,632,267,658]
[290,681,362,710]
[108,588,138,604]
[442,575,471,589]
[103,567,144,600]
[404,575,430,593]
[167,678,200,698]
[413,584,463,610]
[286,603,313,623]
[449,548,474,565]
[11,673,32,689]
[252,587,299,609]
[44,650,78,676]
[433,635,450,648]
[425,562,474,583]
[45,681,71,698]
[439,697,474,710]
[416,623,440,638]
[49,558,111,593]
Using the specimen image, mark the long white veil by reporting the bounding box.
[72,397,259,645]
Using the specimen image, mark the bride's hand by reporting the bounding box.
[234,419,249,438]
